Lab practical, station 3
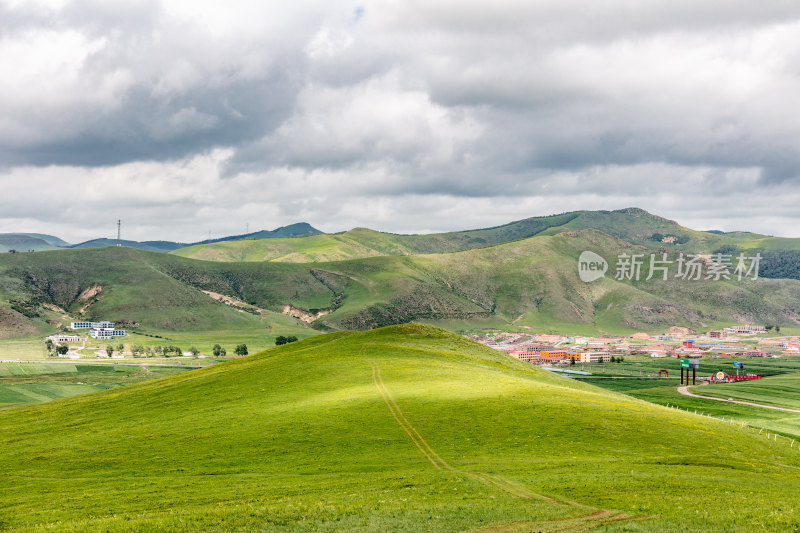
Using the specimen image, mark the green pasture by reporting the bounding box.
[0,363,194,409]
[2,325,800,531]
[576,362,800,440]
[688,373,800,410]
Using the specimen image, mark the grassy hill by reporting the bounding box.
[193,221,323,246]
[540,208,800,255]
[307,230,800,333]
[4,229,800,337]
[0,246,274,333]
[1,324,799,531]
[18,233,70,247]
[0,234,59,253]
[68,238,186,252]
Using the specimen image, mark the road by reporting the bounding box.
[677,386,800,413]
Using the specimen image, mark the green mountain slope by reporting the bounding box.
[171,211,582,262]
[173,207,800,264]
[0,246,270,332]
[304,230,800,333]
[540,208,800,254]
[3,229,800,337]
[1,325,799,531]
[197,221,324,244]
[18,232,71,247]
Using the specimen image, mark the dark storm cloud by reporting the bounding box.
[1,73,298,167]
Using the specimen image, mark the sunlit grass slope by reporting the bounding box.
[1,324,799,532]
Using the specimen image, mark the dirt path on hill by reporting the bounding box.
[677,386,800,413]
[368,360,652,532]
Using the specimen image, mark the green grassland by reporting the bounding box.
[0,323,312,362]
[578,354,800,379]
[583,375,800,440]
[573,357,800,439]
[1,324,800,531]
[0,362,194,409]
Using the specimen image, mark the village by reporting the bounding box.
[471,324,800,368]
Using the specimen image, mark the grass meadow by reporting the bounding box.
[2,325,800,531]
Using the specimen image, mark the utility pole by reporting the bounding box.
[117,219,121,247]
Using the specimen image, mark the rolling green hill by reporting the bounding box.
[0,246,271,333]
[172,208,800,265]
[1,325,799,531]
[0,234,59,253]
[171,211,582,262]
[17,233,70,247]
[68,238,186,252]
[3,228,800,337]
[539,208,800,255]
[194,221,323,245]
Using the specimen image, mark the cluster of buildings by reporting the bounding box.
[70,321,126,339]
[473,332,616,366]
[472,325,799,366]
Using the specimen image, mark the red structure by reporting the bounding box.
[658,369,669,377]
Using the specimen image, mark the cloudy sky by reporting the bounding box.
[2,0,800,243]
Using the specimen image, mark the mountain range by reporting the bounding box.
[2,208,800,338]
[0,222,323,253]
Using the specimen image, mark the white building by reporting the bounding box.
[89,328,126,339]
[72,320,125,339]
[48,334,81,343]
[728,325,766,334]
[71,321,115,329]
[580,352,611,363]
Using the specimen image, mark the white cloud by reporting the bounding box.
[3,0,800,240]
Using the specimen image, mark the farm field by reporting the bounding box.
[575,360,800,439]
[688,373,800,410]
[0,363,194,409]
[0,320,314,362]
[2,324,800,531]
[576,354,800,378]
